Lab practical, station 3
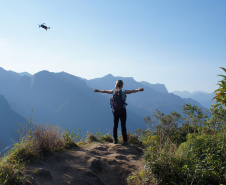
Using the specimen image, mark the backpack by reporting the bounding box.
[110,90,124,112]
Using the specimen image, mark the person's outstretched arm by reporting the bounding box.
[125,87,144,94]
[93,89,112,94]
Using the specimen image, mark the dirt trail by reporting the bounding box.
[25,142,144,185]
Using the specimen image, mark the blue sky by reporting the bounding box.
[0,0,225,93]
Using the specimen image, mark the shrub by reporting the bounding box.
[99,134,113,143]
[142,135,159,148]
[0,155,30,185]
[31,124,64,156]
[118,132,142,145]
[147,155,186,184]
[179,133,226,184]
[143,132,226,185]
[142,136,183,184]
[140,101,226,185]
[5,124,64,163]
[127,169,159,185]
[74,129,86,143]
[86,133,98,143]
[127,132,142,145]
[63,129,77,149]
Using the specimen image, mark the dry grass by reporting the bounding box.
[9,124,67,162]
[32,124,64,156]
[0,123,77,184]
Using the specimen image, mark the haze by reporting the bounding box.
[0,0,225,93]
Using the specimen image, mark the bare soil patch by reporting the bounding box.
[25,142,144,185]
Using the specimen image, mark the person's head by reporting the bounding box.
[115,80,124,90]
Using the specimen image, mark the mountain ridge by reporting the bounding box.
[172,90,215,108]
[85,74,205,115]
[0,67,207,139]
[0,68,146,136]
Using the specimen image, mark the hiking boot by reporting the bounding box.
[122,141,129,146]
[113,140,118,144]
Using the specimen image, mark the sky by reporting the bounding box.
[0,0,225,93]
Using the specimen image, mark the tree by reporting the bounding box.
[182,103,207,133]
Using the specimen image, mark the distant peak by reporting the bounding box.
[39,70,50,73]
[103,74,135,81]
[100,74,115,80]
[104,74,114,78]
[19,72,32,77]
[34,70,50,75]
[124,76,134,80]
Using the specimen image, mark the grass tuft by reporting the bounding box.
[86,133,99,143]
[99,134,113,143]
[118,132,142,145]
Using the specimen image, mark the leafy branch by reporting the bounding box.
[213,67,226,107]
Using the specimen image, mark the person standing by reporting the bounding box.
[93,80,144,145]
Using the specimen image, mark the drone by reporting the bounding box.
[39,23,50,31]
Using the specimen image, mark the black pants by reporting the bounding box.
[113,108,127,142]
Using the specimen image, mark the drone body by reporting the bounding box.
[39,23,50,31]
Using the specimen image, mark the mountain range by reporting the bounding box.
[172,91,215,109]
[0,67,208,150]
[85,74,205,115]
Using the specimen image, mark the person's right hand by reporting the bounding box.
[93,89,99,92]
